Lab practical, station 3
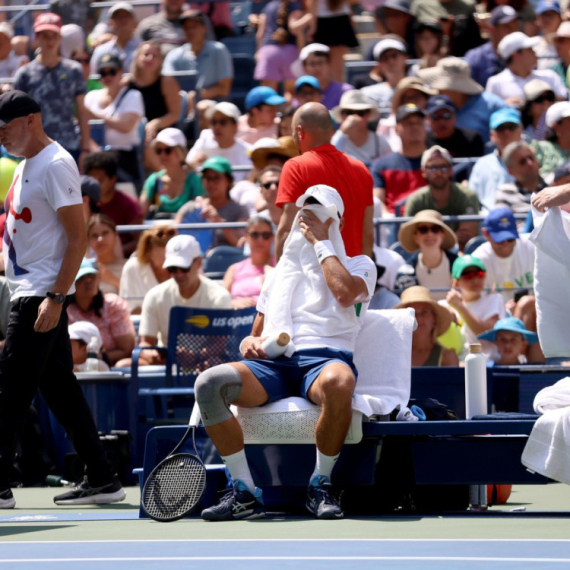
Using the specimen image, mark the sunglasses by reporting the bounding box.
[167,266,191,274]
[426,165,450,174]
[211,118,231,127]
[533,92,555,104]
[460,269,485,280]
[416,224,443,235]
[248,231,272,240]
[99,68,118,78]
[155,147,173,155]
[431,112,453,121]
[495,123,519,133]
[156,228,176,239]
[261,181,278,190]
[342,110,369,117]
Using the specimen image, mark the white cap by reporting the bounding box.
[498,31,541,60]
[206,101,240,122]
[291,43,330,77]
[421,145,453,169]
[60,24,84,59]
[163,234,201,269]
[249,137,282,153]
[0,22,14,39]
[152,127,187,148]
[108,2,135,17]
[373,38,406,61]
[69,321,102,346]
[295,184,345,220]
[546,101,570,127]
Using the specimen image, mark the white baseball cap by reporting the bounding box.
[546,101,570,127]
[163,234,202,269]
[206,101,241,122]
[291,43,330,77]
[498,31,540,60]
[373,38,406,61]
[0,22,14,39]
[152,127,187,148]
[296,184,345,220]
[69,321,102,346]
[108,2,135,17]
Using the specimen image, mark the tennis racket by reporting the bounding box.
[141,418,207,522]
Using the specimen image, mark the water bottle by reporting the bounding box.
[465,343,488,510]
[261,332,290,359]
[85,336,100,373]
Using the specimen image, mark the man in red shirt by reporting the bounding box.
[275,103,374,259]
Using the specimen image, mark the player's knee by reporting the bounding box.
[194,364,243,426]
[318,369,355,400]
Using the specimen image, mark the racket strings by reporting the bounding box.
[143,454,207,520]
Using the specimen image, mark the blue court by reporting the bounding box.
[1,539,570,569]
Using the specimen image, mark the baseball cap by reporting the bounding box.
[201,156,233,176]
[451,255,486,280]
[483,208,519,243]
[97,53,122,72]
[552,162,570,183]
[206,101,241,122]
[245,86,286,110]
[179,9,206,24]
[477,317,538,344]
[383,0,412,15]
[498,32,541,60]
[536,0,561,15]
[69,321,103,346]
[80,175,101,202]
[295,75,321,92]
[545,101,570,127]
[490,5,518,27]
[524,78,554,102]
[0,22,14,39]
[490,107,521,130]
[421,145,453,169]
[108,2,135,17]
[34,12,62,34]
[163,234,202,270]
[151,127,187,148]
[396,103,425,123]
[295,184,345,220]
[373,38,406,61]
[76,258,99,281]
[291,43,330,77]
[0,90,41,127]
[426,95,456,116]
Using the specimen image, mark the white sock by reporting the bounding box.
[310,449,340,484]
[221,449,256,493]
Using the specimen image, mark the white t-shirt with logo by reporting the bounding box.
[472,237,535,304]
[3,142,82,300]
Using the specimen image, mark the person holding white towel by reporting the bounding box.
[194,184,377,522]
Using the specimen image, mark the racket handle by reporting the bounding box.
[45,475,71,487]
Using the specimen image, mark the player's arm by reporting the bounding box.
[239,312,269,359]
[275,202,299,261]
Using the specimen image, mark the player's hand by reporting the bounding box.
[532,184,570,212]
[34,298,63,333]
[299,210,333,245]
[240,336,268,359]
[446,288,463,310]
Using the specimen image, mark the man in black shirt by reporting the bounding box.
[425,95,484,159]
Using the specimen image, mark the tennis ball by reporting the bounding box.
[0,157,17,203]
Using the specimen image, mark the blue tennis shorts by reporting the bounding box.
[241,347,357,404]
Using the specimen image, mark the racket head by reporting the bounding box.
[142,453,207,522]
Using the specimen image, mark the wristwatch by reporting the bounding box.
[46,292,65,305]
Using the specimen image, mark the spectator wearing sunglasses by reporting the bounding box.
[223,216,275,309]
[331,90,391,168]
[405,146,480,251]
[531,102,570,178]
[121,235,231,366]
[256,166,283,226]
[425,96,484,160]
[394,210,458,301]
[521,80,555,142]
[140,128,204,219]
[444,255,506,361]
[468,108,522,212]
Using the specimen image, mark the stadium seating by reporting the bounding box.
[203,245,248,280]
[229,54,258,111]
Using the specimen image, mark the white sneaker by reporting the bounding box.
[0,489,15,509]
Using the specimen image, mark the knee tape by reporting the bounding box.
[194,364,243,426]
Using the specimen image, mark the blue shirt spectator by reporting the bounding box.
[455,92,508,143]
[468,151,515,213]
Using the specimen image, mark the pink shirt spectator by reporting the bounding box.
[236,115,279,145]
[230,258,265,301]
[68,293,134,353]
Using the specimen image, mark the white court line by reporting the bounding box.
[2,539,570,544]
[0,557,569,564]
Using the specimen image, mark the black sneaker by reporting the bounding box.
[0,489,15,509]
[201,479,265,521]
[53,475,126,505]
[306,475,344,519]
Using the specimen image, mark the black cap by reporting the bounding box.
[80,175,101,202]
[414,20,443,34]
[552,162,570,184]
[0,90,41,127]
[97,53,122,73]
[396,103,425,123]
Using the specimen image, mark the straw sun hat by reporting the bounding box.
[395,285,452,337]
[249,136,299,170]
[398,210,457,253]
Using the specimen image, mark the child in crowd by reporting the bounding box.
[68,321,110,373]
[444,255,506,361]
[478,317,539,366]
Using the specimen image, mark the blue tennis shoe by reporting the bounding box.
[201,479,265,521]
[306,475,344,519]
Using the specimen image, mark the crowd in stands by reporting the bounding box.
[2,0,570,372]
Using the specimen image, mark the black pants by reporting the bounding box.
[0,296,113,490]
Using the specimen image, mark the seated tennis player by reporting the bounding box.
[195,184,377,520]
